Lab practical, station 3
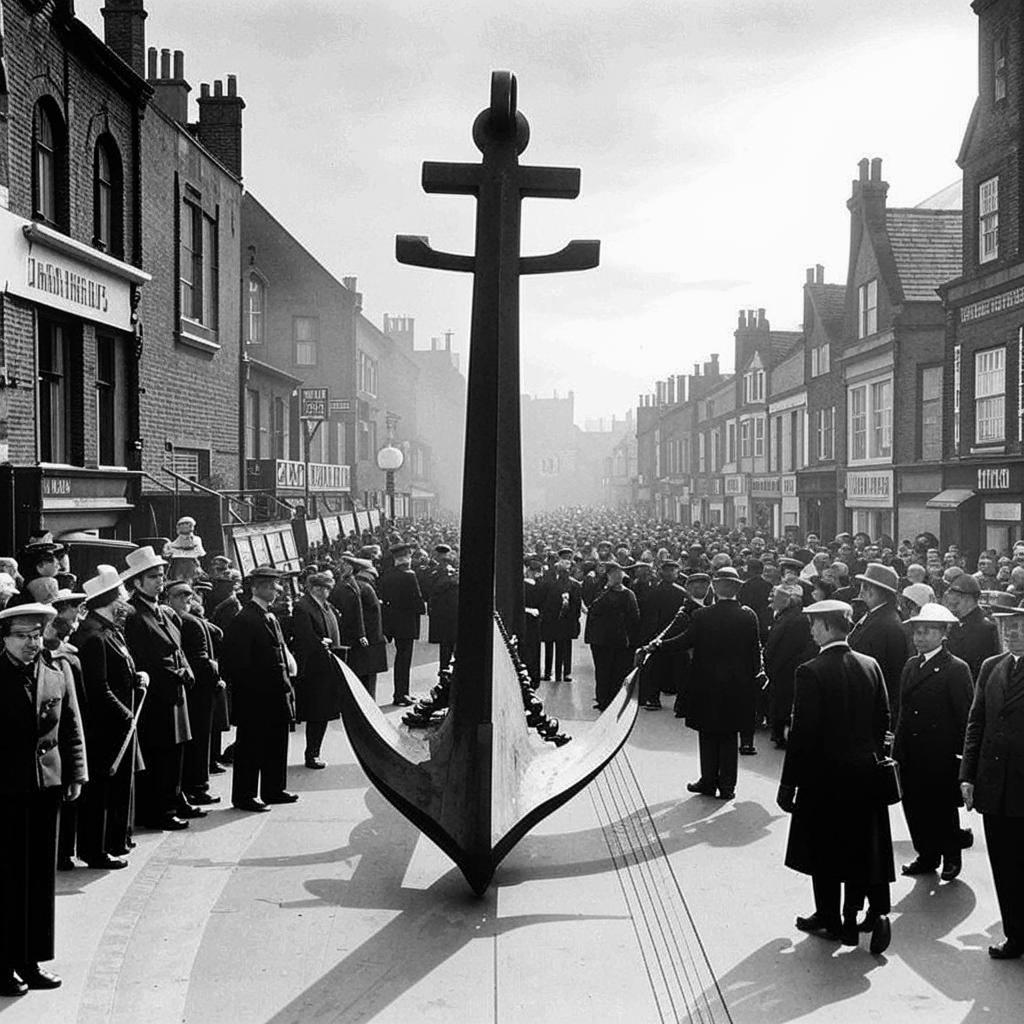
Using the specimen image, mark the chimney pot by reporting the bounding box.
[806,267,814,284]
[858,157,869,182]
[816,264,824,284]
[214,79,224,97]
[738,311,746,328]
[200,82,210,98]
[870,157,882,182]
[758,308,766,327]
[227,74,237,97]
[160,48,171,79]
[147,46,158,79]
[173,49,184,80]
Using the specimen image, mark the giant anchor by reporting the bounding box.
[334,71,639,894]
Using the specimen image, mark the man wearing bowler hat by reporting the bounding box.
[848,562,912,723]
[961,605,1024,959]
[222,566,298,812]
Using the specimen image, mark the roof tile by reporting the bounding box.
[885,209,962,302]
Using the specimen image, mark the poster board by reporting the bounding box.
[284,529,301,559]
[340,512,357,538]
[229,520,303,577]
[322,516,341,541]
[368,509,381,529]
[233,536,256,577]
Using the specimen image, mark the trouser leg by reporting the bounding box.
[305,719,328,760]
[697,731,719,788]
[984,814,1024,943]
[392,639,413,699]
[231,723,259,803]
[811,875,841,926]
[359,673,377,700]
[183,687,213,799]
[559,640,572,679]
[543,642,554,678]
[439,642,455,672]
[76,778,108,862]
[717,732,738,792]
[259,717,290,802]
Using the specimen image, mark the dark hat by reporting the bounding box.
[163,580,194,598]
[855,563,900,594]
[193,580,214,594]
[19,541,65,562]
[981,590,1017,610]
[596,539,613,549]
[306,571,335,588]
[557,547,574,558]
[947,574,981,597]
[659,560,680,570]
[686,572,710,584]
[389,543,414,558]
[779,557,803,570]
[434,544,452,555]
[247,564,284,582]
[713,566,742,583]
[524,555,543,570]
[746,558,764,574]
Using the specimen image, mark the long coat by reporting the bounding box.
[539,575,583,643]
[893,646,973,806]
[221,601,295,727]
[291,594,344,722]
[781,643,894,883]
[333,576,389,676]
[764,605,815,726]
[946,607,1001,682]
[125,593,192,748]
[637,580,687,694]
[739,575,774,639]
[960,652,1024,817]
[847,602,911,722]
[379,566,426,640]
[665,598,761,734]
[427,569,459,645]
[583,585,640,649]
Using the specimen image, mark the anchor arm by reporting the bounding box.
[422,161,484,196]
[518,165,581,199]
[520,240,601,275]
[395,235,475,273]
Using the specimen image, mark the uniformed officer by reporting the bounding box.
[379,543,426,705]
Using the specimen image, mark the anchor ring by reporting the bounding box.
[473,70,530,154]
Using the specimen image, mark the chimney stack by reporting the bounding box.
[815,264,824,284]
[757,308,767,328]
[146,45,190,124]
[870,157,883,182]
[806,267,814,284]
[849,156,889,224]
[102,0,147,78]
[738,310,747,328]
[196,75,246,177]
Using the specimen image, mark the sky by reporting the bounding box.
[82,0,978,426]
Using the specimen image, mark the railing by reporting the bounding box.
[149,467,257,526]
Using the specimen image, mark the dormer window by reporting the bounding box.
[743,368,765,403]
[858,279,878,338]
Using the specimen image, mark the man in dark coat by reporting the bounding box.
[894,603,973,882]
[221,566,298,812]
[520,557,544,686]
[123,547,195,831]
[291,571,344,769]
[944,573,1001,682]
[739,558,774,639]
[426,551,459,673]
[960,607,1024,959]
[378,544,425,706]
[340,556,389,698]
[584,563,640,711]
[637,561,686,710]
[658,567,762,800]
[764,582,815,748]
[539,560,582,683]
[848,563,911,723]
[777,599,895,954]
[0,602,87,996]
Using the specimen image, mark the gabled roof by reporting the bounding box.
[807,283,846,342]
[916,180,963,211]
[884,208,962,302]
[770,331,803,361]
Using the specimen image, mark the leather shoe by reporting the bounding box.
[716,789,736,800]
[901,857,938,876]
[18,964,61,990]
[304,758,326,770]
[686,781,715,795]
[563,676,573,682]
[233,798,270,813]
[869,914,892,955]
[84,854,127,871]
[140,815,189,831]
[188,793,221,806]
[959,826,974,849]
[209,763,228,775]
[940,857,962,882]
[988,939,1024,959]
[795,913,841,939]
[393,695,415,707]
[57,856,75,871]
[840,921,860,947]
[0,969,27,997]
[264,791,299,804]
[739,745,758,755]
[178,804,208,819]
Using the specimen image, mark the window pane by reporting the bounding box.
[180,201,196,317]
[202,215,218,328]
[248,276,264,344]
[976,395,1005,442]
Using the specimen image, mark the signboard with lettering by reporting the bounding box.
[39,472,132,512]
[329,399,351,415]
[750,475,781,498]
[781,475,797,497]
[340,512,357,537]
[845,470,894,508]
[977,466,1011,491]
[273,459,350,493]
[300,387,329,421]
[985,502,1022,522]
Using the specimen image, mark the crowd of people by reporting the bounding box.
[2,505,1023,998]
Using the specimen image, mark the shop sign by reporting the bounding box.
[781,475,797,497]
[725,474,745,495]
[961,286,1024,324]
[750,475,781,498]
[845,469,893,508]
[274,459,350,492]
[329,398,351,415]
[977,466,1011,491]
[985,502,1021,522]
[40,472,131,511]
[300,387,329,420]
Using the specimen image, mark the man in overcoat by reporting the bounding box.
[637,560,686,710]
[341,556,389,698]
[944,573,1001,682]
[123,546,195,831]
[222,566,298,812]
[777,599,894,954]
[960,606,1024,959]
[539,559,582,683]
[291,571,344,768]
[378,543,425,705]
[764,582,815,749]
[584,562,640,711]
[0,602,87,996]
[426,548,459,674]
[894,602,973,882]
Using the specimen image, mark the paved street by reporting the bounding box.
[8,639,1024,1024]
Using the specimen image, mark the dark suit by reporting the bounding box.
[584,585,640,710]
[222,601,295,804]
[665,598,761,794]
[124,594,192,823]
[291,594,343,760]
[848,602,911,722]
[637,580,686,703]
[947,607,1001,682]
[427,568,459,671]
[961,652,1024,946]
[764,605,816,742]
[781,643,894,927]
[379,565,425,701]
[71,612,139,860]
[740,575,774,639]
[539,575,582,681]
[520,578,543,685]
[178,610,221,801]
[893,647,973,867]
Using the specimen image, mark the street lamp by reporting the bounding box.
[376,442,404,521]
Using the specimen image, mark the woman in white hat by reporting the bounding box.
[0,603,87,997]
[893,603,975,882]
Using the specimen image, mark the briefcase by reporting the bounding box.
[875,754,902,805]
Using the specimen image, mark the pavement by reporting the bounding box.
[6,639,1024,1024]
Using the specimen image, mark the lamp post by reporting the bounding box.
[376,442,404,522]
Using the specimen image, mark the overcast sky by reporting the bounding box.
[82,1,977,425]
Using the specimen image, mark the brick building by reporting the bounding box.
[937,0,1024,557]
[0,0,151,561]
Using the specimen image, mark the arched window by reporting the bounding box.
[93,136,123,255]
[33,99,66,227]
[247,273,265,344]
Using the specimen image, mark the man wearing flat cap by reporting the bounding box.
[848,563,912,723]
[961,606,1024,959]
[944,573,1001,683]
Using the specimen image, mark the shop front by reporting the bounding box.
[245,458,351,516]
[844,468,894,541]
[797,468,838,540]
[897,468,945,546]
[750,474,781,536]
[725,474,746,529]
[929,462,1024,559]
[781,474,799,532]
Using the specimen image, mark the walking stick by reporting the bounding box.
[109,683,148,777]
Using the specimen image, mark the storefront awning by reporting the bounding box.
[926,488,976,510]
